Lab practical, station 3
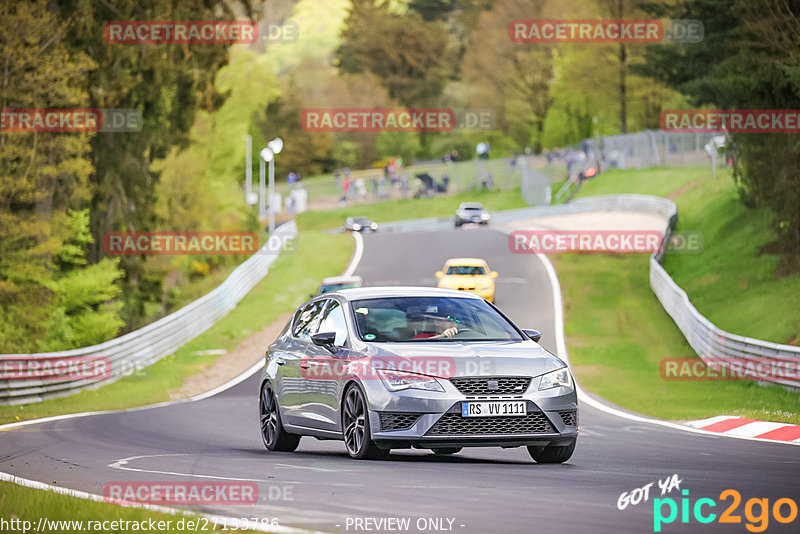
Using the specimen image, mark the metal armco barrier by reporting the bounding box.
[0,222,298,405]
[381,194,800,390]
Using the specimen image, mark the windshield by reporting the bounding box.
[350,296,523,342]
[446,266,486,275]
[462,205,482,211]
[319,282,361,294]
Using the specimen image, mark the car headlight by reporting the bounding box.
[538,367,573,390]
[371,223,378,230]
[480,213,490,220]
[352,224,361,231]
[377,369,445,392]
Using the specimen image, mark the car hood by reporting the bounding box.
[359,340,565,379]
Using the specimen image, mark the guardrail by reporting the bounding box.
[378,194,800,390]
[0,222,298,405]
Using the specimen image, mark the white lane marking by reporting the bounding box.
[531,249,800,447]
[273,463,359,473]
[111,455,482,489]
[342,231,363,277]
[0,471,326,534]
[0,230,369,530]
[108,454,272,482]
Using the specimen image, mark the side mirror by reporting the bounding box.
[311,332,337,347]
[490,271,498,278]
[435,271,444,279]
[522,329,542,342]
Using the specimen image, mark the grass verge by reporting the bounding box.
[560,165,798,423]
[0,232,353,425]
[0,481,246,533]
[297,188,529,232]
[556,253,799,424]
[576,166,800,344]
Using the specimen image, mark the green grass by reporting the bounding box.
[575,166,800,344]
[559,165,799,422]
[297,188,529,232]
[661,177,800,344]
[0,232,353,425]
[0,482,243,533]
[577,165,708,197]
[556,253,800,424]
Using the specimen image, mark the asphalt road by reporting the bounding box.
[2,227,799,534]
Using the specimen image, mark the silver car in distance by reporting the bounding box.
[258,287,578,462]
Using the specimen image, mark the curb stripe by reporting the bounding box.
[701,418,758,433]
[754,425,800,441]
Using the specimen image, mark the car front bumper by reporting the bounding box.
[361,376,578,449]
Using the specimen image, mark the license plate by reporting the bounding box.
[461,401,527,417]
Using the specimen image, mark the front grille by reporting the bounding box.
[559,410,577,427]
[450,376,531,396]
[379,412,421,431]
[426,412,554,436]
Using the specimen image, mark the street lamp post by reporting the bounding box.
[259,137,283,234]
[259,149,268,221]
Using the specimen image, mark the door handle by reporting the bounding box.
[275,357,286,366]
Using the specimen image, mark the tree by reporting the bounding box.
[42,210,124,350]
[0,0,99,351]
[55,0,250,329]
[638,0,800,258]
[335,0,457,107]
[460,0,554,151]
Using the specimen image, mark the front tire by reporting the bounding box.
[527,440,576,464]
[260,383,300,452]
[342,384,388,460]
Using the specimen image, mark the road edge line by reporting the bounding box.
[342,231,364,277]
[531,238,800,447]
[1,230,367,433]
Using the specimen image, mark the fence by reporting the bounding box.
[584,130,727,170]
[378,194,800,390]
[0,222,298,405]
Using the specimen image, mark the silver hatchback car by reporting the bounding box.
[259,287,578,462]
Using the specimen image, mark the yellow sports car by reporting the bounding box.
[435,258,498,303]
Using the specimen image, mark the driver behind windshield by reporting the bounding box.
[408,312,459,339]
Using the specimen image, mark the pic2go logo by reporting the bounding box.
[654,489,798,532]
